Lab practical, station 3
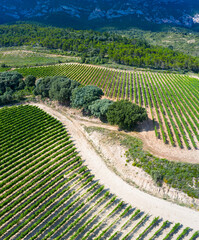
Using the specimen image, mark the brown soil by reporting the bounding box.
[29,102,199,231]
[53,103,199,164]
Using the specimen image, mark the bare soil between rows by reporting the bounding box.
[49,102,199,164]
[29,101,199,231]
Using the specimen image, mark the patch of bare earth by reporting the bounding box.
[56,103,199,164]
[136,119,199,164]
[29,102,199,231]
[189,74,199,80]
[83,126,199,209]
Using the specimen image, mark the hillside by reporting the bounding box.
[0,104,198,239]
[108,27,199,57]
[17,63,199,153]
[0,23,199,73]
[0,2,199,239]
[1,0,199,29]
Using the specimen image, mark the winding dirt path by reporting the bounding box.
[31,103,199,231]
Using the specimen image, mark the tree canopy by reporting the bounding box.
[88,99,113,120]
[34,77,53,98]
[25,75,36,87]
[0,91,13,105]
[49,77,80,103]
[71,85,104,109]
[0,71,24,95]
[34,76,80,102]
[107,100,148,130]
[0,71,26,105]
[0,23,199,72]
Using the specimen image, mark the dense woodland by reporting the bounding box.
[0,23,199,72]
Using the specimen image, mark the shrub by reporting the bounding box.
[151,170,164,186]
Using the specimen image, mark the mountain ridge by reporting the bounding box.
[1,0,199,29]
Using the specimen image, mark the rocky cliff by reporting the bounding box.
[0,0,199,28]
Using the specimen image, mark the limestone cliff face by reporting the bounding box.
[0,0,199,27]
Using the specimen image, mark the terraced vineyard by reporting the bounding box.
[17,63,199,150]
[0,105,198,240]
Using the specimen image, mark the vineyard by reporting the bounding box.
[0,67,11,72]
[0,105,198,239]
[17,63,199,150]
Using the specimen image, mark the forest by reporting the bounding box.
[0,23,199,72]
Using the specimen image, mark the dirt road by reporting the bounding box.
[31,103,199,231]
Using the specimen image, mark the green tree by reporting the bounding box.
[0,90,13,105]
[88,99,113,121]
[0,71,24,94]
[71,85,104,110]
[107,100,148,130]
[49,77,80,103]
[34,77,53,98]
[25,75,36,87]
